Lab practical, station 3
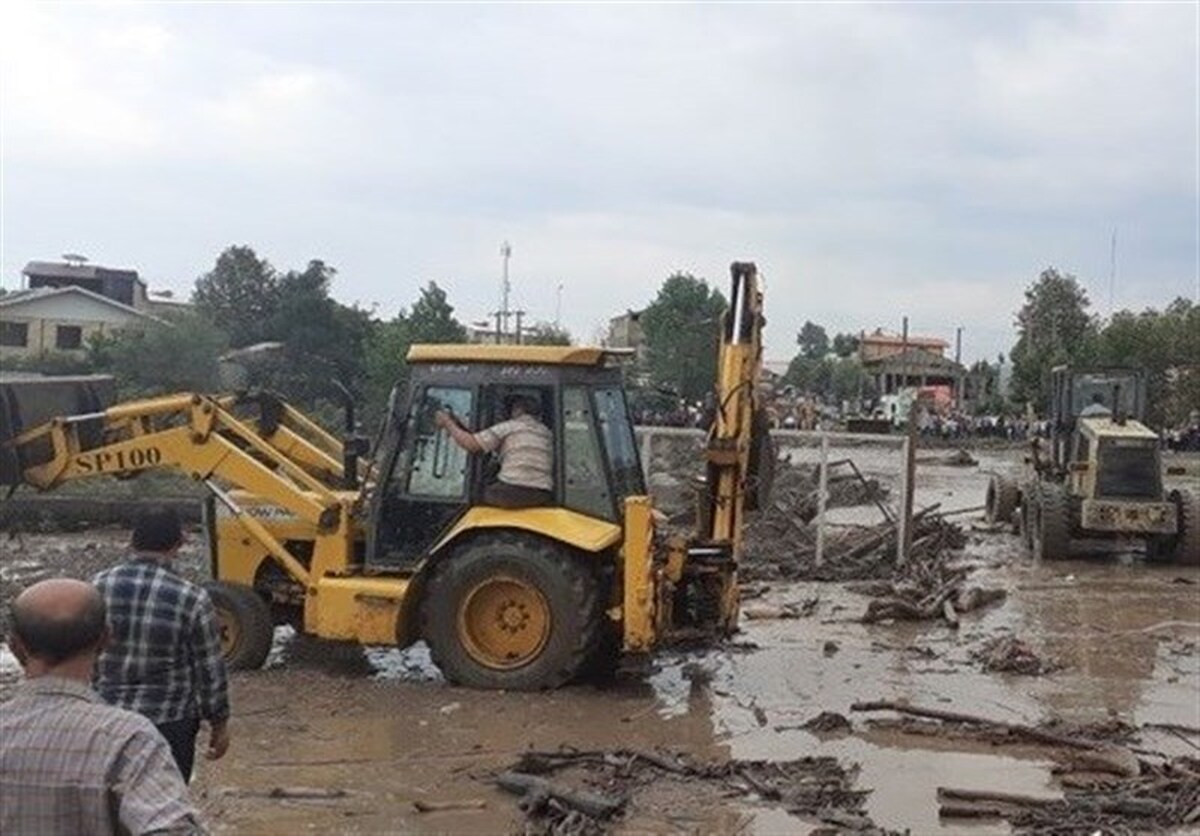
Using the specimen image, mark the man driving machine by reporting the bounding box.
[434,394,553,508]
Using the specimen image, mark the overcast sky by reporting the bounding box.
[2,2,1197,365]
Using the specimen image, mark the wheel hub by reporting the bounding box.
[458,576,551,670]
[215,608,239,654]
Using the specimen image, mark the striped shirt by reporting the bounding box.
[475,415,554,491]
[0,677,203,835]
[94,558,230,726]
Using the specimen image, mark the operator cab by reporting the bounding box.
[364,346,645,568]
[1051,366,1161,501]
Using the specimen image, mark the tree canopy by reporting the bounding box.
[1009,267,1097,406]
[796,321,830,360]
[192,246,279,348]
[1006,267,1198,425]
[639,273,726,403]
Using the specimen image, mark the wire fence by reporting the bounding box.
[634,426,914,566]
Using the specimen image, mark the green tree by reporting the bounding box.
[640,273,727,403]
[797,321,830,360]
[89,312,228,397]
[1091,298,1200,426]
[362,282,467,424]
[3,351,94,376]
[407,282,467,344]
[1009,267,1097,407]
[784,354,872,405]
[363,315,411,422]
[827,356,873,405]
[192,246,279,348]
[832,332,860,359]
[784,355,819,392]
[523,323,572,346]
[262,260,373,402]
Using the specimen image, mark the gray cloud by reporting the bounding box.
[2,3,1195,364]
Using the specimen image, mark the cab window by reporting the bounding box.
[406,386,474,499]
[562,386,612,519]
[593,386,645,501]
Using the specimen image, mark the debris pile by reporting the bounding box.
[858,520,1005,628]
[973,636,1060,676]
[493,747,896,835]
[939,757,1200,834]
[853,700,1200,831]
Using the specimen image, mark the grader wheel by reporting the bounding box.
[421,533,604,690]
[204,581,274,671]
[985,474,1019,525]
[1171,489,1200,566]
[1033,484,1071,561]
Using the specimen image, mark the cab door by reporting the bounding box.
[368,384,477,567]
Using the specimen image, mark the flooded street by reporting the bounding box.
[3,448,1198,833]
[193,448,1200,833]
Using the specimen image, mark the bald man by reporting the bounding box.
[1,579,203,835]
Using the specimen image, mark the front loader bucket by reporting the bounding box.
[0,374,116,485]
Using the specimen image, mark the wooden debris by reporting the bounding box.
[265,786,348,800]
[495,771,626,820]
[411,799,487,813]
[494,747,884,833]
[850,701,1114,752]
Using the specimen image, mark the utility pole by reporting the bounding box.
[1109,228,1117,315]
[955,326,963,412]
[500,241,512,337]
[555,283,563,328]
[514,310,525,345]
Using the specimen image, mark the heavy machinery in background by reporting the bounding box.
[2,262,773,689]
[986,366,1198,564]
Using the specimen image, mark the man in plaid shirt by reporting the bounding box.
[94,507,231,781]
[1,578,203,834]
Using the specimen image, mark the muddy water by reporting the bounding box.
[4,449,1198,833]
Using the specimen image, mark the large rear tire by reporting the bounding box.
[1033,484,1071,561]
[1171,489,1200,566]
[205,581,274,671]
[986,475,1019,525]
[1017,493,1035,555]
[421,533,604,690]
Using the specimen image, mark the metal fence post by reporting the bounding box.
[640,429,654,481]
[815,433,829,566]
[896,436,907,566]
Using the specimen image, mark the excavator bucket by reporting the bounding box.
[0,374,116,485]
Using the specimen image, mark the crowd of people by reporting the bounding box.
[634,394,1200,453]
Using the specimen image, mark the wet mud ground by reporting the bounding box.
[1,447,1198,834]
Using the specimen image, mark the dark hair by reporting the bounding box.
[132,506,183,552]
[10,592,106,664]
[507,394,541,418]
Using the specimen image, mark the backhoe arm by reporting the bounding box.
[703,262,768,553]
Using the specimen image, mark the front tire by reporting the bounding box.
[986,475,1019,525]
[421,533,604,690]
[1033,484,1071,561]
[1017,494,1035,555]
[1171,489,1200,566]
[205,582,274,671]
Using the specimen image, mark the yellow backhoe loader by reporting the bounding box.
[2,262,773,690]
